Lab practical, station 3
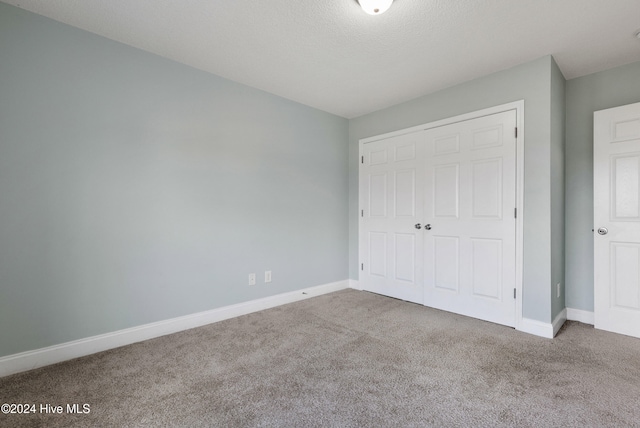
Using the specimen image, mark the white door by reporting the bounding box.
[594,102,640,339]
[360,131,425,304]
[423,110,517,326]
[359,108,518,326]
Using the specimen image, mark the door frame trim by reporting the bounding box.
[358,100,525,332]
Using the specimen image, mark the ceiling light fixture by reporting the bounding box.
[358,0,394,15]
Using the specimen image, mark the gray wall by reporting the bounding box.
[550,58,566,320]
[564,60,640,312]
[0,3,349,357]
[349,56,559,323]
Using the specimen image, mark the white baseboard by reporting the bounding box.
[566,307,594,325]
[348,279,362,291]
[552,308,567,337]
[518,309,567,339]
[519,317,554,338]
[0,280,349,378]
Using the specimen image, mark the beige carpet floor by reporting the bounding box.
[1,289,640,427]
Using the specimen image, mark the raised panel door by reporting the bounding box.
[594,102,640,338]
[360,132,425,304]
[423,110,517,327]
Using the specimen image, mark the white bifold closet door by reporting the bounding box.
[360,109,517,327]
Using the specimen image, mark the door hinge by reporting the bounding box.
[515,127,518,138]
[513,288,516,299]
[361,156,364,164]
[361,263,364,271]
[361,209,364,217]
[514,208,517,219]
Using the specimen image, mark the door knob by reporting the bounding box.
[415,223,421,229]
[424,224,432,230]
[597,227,608,235]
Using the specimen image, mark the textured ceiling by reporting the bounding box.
[5,0,640,118]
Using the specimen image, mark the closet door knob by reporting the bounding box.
[424,224,432,230]
[415,223,422,229]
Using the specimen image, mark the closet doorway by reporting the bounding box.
[359,102,523,327]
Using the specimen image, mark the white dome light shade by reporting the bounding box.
[358,0,394,15]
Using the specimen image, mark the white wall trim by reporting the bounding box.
[553,308,567,337]
[519,317,554,339]
[566,307,594,325]
[349,279,362,290]
[519,309,566,339]
[0,280,349,378]
[360,101,524,144]
[513,100,525,333]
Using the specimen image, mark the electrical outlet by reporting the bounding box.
[556,283,561,298]
[265,270,272,283]
[249,273,256,286]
